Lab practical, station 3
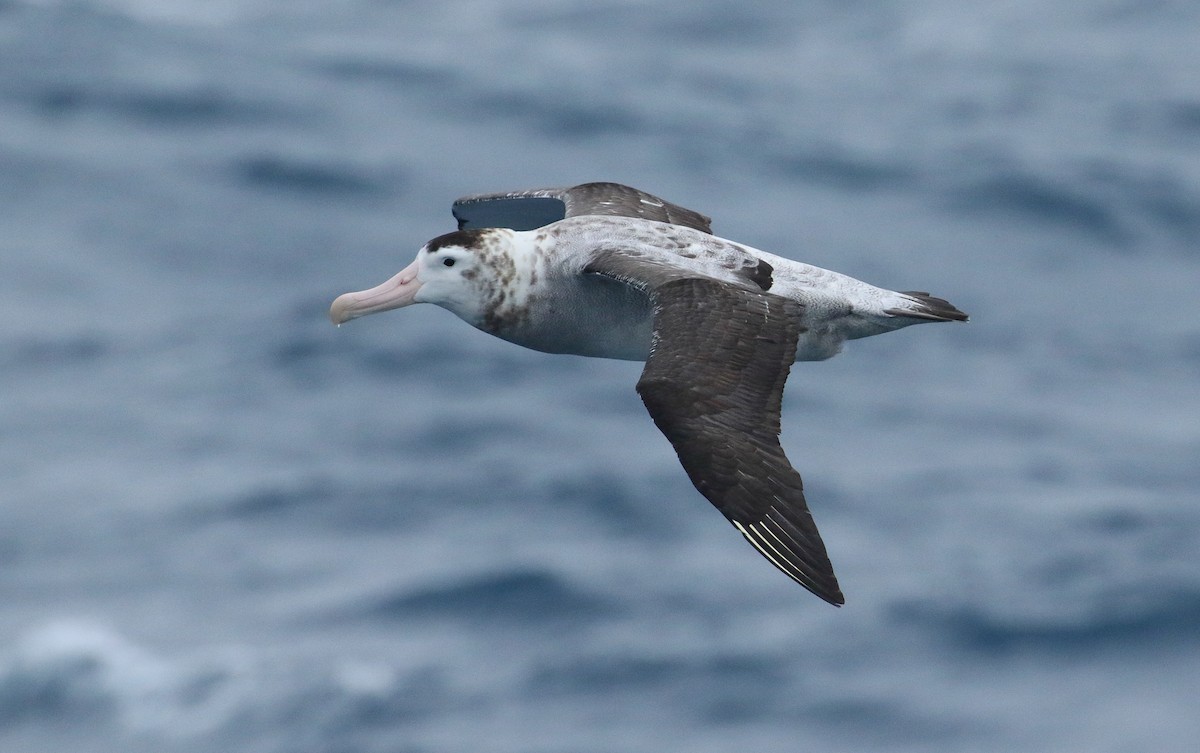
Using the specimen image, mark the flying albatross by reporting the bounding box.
[330,182,967,605]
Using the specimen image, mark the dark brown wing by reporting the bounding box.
[586,251,844,605]
[452,182,714,234]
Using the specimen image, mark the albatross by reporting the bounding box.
[330,182,967,605]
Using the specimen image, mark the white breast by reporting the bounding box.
[492,265,654,361]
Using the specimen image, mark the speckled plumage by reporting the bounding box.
[330,182,967,605]
[405,214,964,363]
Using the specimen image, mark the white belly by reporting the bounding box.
[486,274,654,361]
[478,267,905,364]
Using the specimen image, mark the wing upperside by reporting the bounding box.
[563,182,713,233]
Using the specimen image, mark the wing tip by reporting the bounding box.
[733,520,844,606]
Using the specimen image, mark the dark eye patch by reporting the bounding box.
[443,257,456,267]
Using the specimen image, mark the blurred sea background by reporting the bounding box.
[3,1,1199,751]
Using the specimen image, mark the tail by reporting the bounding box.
[885,291,969,323]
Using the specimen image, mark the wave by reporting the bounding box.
[0,620,450,751]
[22,84,292,129]
[526,648,780,696]
[0,621,230,733]
[769,146,918,193]
[942,157,1200,248]
[231,155,399,200]
[360,569,618,625]
[5,334,111,372]
[313,57,457,91]
[946,171,1128,244]
[891,586,1200,655]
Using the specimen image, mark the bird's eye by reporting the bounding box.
[442,257,456,267]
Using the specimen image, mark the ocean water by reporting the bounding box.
[3,0,1199,751]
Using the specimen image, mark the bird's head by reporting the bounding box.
[329,228,509,326]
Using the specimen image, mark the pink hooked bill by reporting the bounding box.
[329,258,422,325]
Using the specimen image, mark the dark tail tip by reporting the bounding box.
[888,291,969,322]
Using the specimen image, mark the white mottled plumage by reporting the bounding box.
[331,214,955,362]
[330,183,966,606]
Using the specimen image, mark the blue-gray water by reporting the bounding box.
[3,1,1199,751]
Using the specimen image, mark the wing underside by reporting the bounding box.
[453,182,714,234]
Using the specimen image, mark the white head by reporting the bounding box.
[329,228,513,327]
